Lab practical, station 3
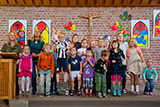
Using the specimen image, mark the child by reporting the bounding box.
[109,40,125,96]
[68,47,82,96]
[53,32,70,92]
[17,45,32,97]
[117,33,128,93]
[143,58,158,95]
[67,41,75,58]
[90,40,96,53]
[50,42,59,95]
[37,43,55,97]
[126,38,145,94]
[72,34,81,49]
[95,50,110,98]
[77,39,88,61]
[82,48,95,97]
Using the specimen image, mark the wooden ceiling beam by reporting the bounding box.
[59,0,68,6]
[104,0,113,6]
[8,0,16,5]
[140,0,151,6]
[114,0,123,7]
[150,0,160,6]
[78,0,85,7]
[87,0,95,7]
[33,0,42,6]
[0,0,9,5]
[131,0,141,6]
[16,0,25,5]
[95,0,104,7]
[123,0,132,6]
[42,0,50,6]
[50,0,59,6]
[24,0,33,6]
[69,0,77,7]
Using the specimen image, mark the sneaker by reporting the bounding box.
[130,89,135,94]
[88,93,93,98]
[26,91,29,97]
[55,90,59,95]
[103,93,108,98]
[136,90,139,94]
[22,91,25,96]
[47,94,51,97]
[144,92,149,95]
[83,93,88,97]
[65,90,69,96]
[123,89,127,94]
[40,94,44,98]
[57,83,61,92]
[97,92,102,99]
[107,89,111,94]
[149,92,153,95]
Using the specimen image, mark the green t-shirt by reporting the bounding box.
[143,67,158,80]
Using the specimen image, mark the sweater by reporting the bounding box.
[143,67,158,80]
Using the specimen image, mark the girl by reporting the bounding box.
[72,34,81,49]
[17,45,32,97]
[126,38,145,94]
[109,40,125,96]
[117,33,128,93]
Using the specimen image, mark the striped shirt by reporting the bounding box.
[56,41,69,59]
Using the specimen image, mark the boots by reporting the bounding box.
[117,85,121,96]
[113,85,116,96]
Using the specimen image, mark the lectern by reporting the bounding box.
[0,52,18,101]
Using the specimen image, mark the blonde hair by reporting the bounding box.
[128,38,138,48]
[58,32,65,38]
[116,33,125,43]
[7,31,19,46]
[29,29,43,42]
[43,43,51,50]
[23,45,30,50]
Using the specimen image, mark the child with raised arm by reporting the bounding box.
[82,48,95,98]
[143,58,158,95]
[37,43,55,97]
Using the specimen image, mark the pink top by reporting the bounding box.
[126,47,143,59]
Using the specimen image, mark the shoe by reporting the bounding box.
[83,93,88,97]
[50,90,53,95]
[130,89,135,94]
[107,89,111,94]
[117,85,121,96]
[26,91,29,97]
[149,92,153,95]
[22,91,25,96]
[57,83,61,92]
[122,89,127,94]
[88,93,93,98]
[113,85,116,96]
[47,94,51,97]
[144,92,149,95]
[55,90,59,95]
[103,93,108,98]
[32,92,36,95]
[136,90,139,94]
[97,92,102,99]
[40,94,44,98]
[78,89,81,96]
[65,90,69,96]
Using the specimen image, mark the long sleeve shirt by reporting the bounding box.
[37,52,55,75]
[143,67,158,80]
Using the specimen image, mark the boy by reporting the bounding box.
[82,48,95,97]
[143,58,158,95]
[68,47,82,96]
[95,50,110,98]
[37,43,55,97]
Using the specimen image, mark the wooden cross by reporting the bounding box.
[79,12,101,43]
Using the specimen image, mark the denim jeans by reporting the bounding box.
[32,63,37,93]
[144,79,154,92]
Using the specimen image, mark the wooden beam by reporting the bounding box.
[114,0,123,7]
[24,0,33,6]
[0,0,9,5]
[8,0,16,5]
[34,0,41,6]
[131,0,141,6]
[78,0,85,7]
[69,0,77,7]
[95,0,103,6]
[42,0,50,6]
[140,0,150,6]
[59,0,68,6]
[16,0,25,5]
[51,0,59,6]
[150,0,159,6]
[87,0,95,7]
[104,0,113,6]
[123,0,132,6]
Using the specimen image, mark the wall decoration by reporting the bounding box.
[110,21,122,31]
[131,20,150,48]
[8,20,27,46]
[64,21,76,31]
[33,20,51,44]
[153,10,160,38]
[119,11,132,21]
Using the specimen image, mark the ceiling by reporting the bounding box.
[0,0,160,7]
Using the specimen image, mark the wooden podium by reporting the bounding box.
[0,52,18,101]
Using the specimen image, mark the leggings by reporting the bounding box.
[21,76,30,92]
[112,74,121,82]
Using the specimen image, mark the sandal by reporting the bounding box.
[78,89,81,96]
[70,90,75,96]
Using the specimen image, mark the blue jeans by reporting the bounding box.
[144,79,154,92]
[32,63,37,93]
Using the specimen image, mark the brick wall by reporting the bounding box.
[0,6,160,87]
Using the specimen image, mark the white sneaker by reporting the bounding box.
[123,89,127,94]
[65,90,69,96]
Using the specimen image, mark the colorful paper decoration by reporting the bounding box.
[65,37,70,42]
[64,21,76,31]
[119,11,132,21]
[131,20,150,48]
[110,21,122,31]
[33,20,51,44]
[153,10,160,38]
[103,35,112,43]
[8,20,27,47]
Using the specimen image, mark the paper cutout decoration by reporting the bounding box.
[110,21,122,31]
[64,21,76,31]
[119,11,132,21]
[65,37,70,42]
[8,20,27,47]
[131,20,150,48]
[153,10,160,38]
[103,35,112,43]
[33,20,51,44]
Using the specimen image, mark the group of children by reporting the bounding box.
[17,28,158,98]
